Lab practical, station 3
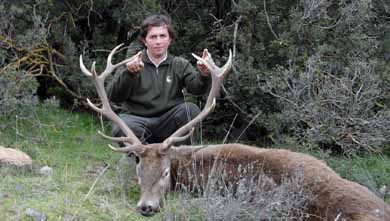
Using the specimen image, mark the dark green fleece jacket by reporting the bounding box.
[106,50,210,117]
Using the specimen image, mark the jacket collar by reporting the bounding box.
[142,49,174,67]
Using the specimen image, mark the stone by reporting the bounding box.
[0,146,32,168]
[39,166,53,176]
[25,208,47,221]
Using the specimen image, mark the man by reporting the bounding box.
[107,14,210,144]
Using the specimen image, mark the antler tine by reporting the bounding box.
[108,144,145,154]
[86,98,104,113]
[161,128,195,152]
[98,131,135,143]
[91,62,97,76]
[101,44,124,79]
[192,50,232,106]
[98,131,144,153]
[221,50,233,78]
[80,55,93,77]
[102,43,139,79]
[192,50,232,78]
[79,44,143,146]
[164,49,232,147]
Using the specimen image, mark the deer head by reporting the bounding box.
[80,44,232,216]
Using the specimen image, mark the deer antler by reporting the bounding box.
[79,44,144,152]
[162,49,233,149]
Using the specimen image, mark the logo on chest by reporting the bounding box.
[166,75,172,83]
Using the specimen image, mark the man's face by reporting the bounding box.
[143,25,172,59]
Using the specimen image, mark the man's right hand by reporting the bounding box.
[126,51,144,73]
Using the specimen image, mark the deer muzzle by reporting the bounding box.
[137,200,160,216]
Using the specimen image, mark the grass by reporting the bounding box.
[162,161,311,220]
[0,103,153,220]
[0,103,389,220]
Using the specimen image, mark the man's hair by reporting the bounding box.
[139,14,175,41]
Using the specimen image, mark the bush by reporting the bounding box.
[0,69,39,118]
[215,0,390,153]
[261,58,390,153]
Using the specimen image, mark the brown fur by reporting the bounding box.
[171,143,390,220]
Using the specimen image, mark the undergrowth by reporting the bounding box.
[163,161,311,220]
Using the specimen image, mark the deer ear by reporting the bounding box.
[169,145,204,160]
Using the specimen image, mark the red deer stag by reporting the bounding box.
[80,44,390,220]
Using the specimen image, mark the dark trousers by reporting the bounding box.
[111,102,200,145]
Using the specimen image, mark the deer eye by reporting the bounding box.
[162,168,170,178]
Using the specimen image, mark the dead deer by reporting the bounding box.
[80,44,390,220]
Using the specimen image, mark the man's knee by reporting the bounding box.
[175,102,201,123]
[111,124,122,137]
[173,103,201,145]
[111,114,151,142]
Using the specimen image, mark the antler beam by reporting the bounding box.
[79,44,143,149]
[162,49,233,149]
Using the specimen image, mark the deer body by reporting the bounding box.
[171,143,390,220]
[80,45,389,219]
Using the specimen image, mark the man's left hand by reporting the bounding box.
[197,49,209,76]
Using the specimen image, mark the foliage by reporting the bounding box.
[214,0,390,153]
[261,59,390,153]
[0,68,39,117]
[0,0,160,108]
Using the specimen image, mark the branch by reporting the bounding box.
[81,163,110,203]
[263,0,279,40]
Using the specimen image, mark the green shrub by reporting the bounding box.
[261,59,390,153]
[0,69,39,118]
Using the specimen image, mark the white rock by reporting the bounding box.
[25,207,47,221]
[39,166,53,176]
[0,146,32,167]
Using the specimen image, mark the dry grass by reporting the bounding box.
[162,161,311,220]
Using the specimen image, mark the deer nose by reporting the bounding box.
[138,204,154,217]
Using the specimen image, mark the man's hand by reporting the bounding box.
[126,51,144,73]
[197,49,209,76]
